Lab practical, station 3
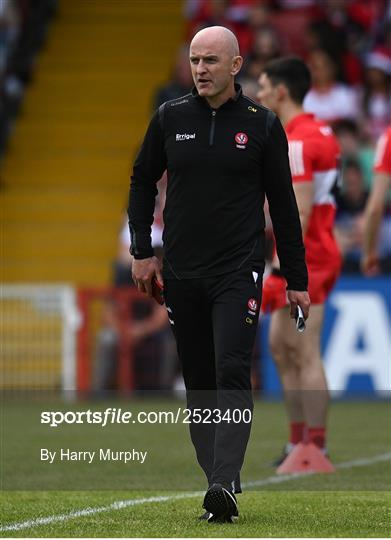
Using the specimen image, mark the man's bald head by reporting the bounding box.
[190,26,240,59]
[189,26,243,107]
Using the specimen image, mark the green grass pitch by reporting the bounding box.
[1,400,390,537]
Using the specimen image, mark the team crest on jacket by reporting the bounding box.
[235,132,248,149]
[247,298,258,311]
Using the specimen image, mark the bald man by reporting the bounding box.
[128,26,309,522]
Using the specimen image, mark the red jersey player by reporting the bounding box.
[257,57,341,464]
[361,126,391,276]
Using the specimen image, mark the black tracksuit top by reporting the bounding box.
[128,84,308,290]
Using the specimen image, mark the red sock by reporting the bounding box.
[290,421,306,445]
[308,426,326,449]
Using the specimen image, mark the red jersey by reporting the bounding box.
[374,126,391,174]
[285,113,341,270]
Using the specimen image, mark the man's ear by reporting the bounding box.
[276,82,288,101]
[231,55,243,76]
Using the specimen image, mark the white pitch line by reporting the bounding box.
[0,494,204,534]
[1,452,390,533]
[245,451,391,488]
[337,453,391,469]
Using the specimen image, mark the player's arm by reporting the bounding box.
[269,138,313,268]
[361,172,390,276]
[288,134,315,236]
[263,116,310,319]
[128,110,166,296]
[292,181,314,236]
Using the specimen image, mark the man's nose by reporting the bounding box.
[196,61,207,74]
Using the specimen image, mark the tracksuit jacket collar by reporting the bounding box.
[191,83,243,109]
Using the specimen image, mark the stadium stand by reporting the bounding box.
[1,0,184,285]
[1,0,184,390]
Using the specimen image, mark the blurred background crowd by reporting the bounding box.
[1,0,390,394]
[0,0,58,159]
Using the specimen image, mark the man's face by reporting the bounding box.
[189,39,237,99]
[257,72,279,112]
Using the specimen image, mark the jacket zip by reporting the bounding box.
[209,110,216,146]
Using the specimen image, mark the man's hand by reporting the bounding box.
[287,290,310,320]
[361,252,380,277]
[131,256,163,298]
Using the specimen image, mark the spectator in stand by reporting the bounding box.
[0,0,21,156]
[0,0,20,76]
[239,2,273,56]
[320,0,382,40]
[382,18,391,53]
[185,0,233,41]
[241,26,280,80]
[305,17,364,87]
[271,1,322,58]
[304,47,358,123]
[153,45,193,109]
[320,0,382,86]
[361,126,391,276]
[335,157,369,273]
[334,119,362,157]
[358,47,391,141]
[0,0,58,158]
[333,119,375,190]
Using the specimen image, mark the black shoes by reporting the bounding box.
[199,510,236,523]
[202,483,238,523]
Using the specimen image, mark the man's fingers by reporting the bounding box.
[156,270,164,288]
[137,280,145,293]
[144,279,153,298]
[290,301,297,319]
[301,302,310,320]
[135,279,153,297]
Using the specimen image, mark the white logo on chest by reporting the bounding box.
[176,133,196,141]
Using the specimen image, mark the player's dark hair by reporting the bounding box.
[263,56,311,105]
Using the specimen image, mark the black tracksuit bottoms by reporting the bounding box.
[164,267,263,490]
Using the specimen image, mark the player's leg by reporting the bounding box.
[269,306,304,417]
[163,278,217,484]
[295,264,339,450]
[269,306,306,455]
[271,303,328,451]
[294,303,329,450]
